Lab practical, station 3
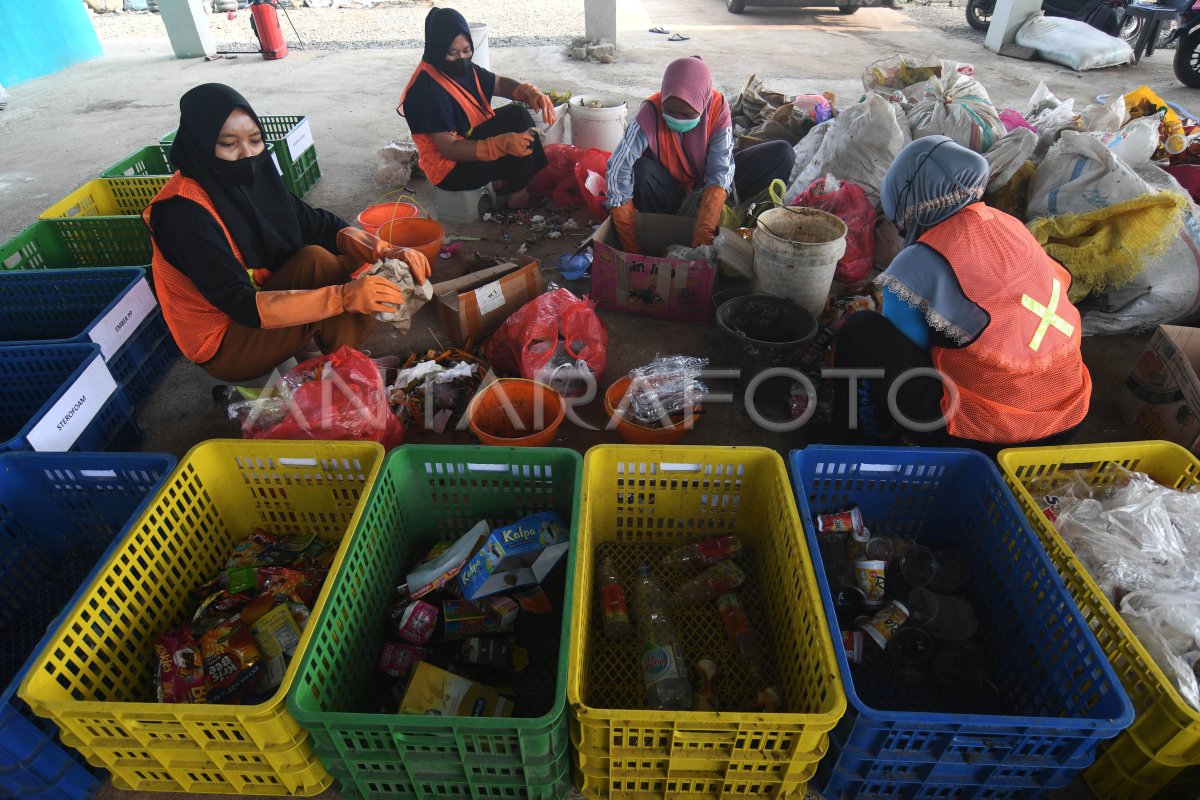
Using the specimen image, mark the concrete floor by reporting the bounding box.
[4,0,1197,796]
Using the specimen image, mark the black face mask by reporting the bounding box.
[211,148,271,186]
[441,57,471,77]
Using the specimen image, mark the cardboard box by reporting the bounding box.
[398,662,513,718]
[432,256,543,347]
[588,213,740,325]
[1117,325,1200,453]
[457,511,570,600]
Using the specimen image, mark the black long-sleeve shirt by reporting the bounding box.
[148,195,348,328]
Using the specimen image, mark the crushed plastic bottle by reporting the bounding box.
[634,565,693,710]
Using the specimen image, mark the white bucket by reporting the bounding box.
[569,96,627,153]
[751,207,848,317]
[469,23,489,71]
[531,103,571,145]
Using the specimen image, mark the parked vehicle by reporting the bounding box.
[1172,0,1200,85]
[966,0,1135,40]
[727,0,900,16]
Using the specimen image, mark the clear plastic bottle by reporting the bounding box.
[716,593,768,684]
[634,565,693,710]
[672,561,746,605]
[598,556,633,639]
[662,535,743,570]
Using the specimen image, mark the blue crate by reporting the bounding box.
[789,446,1134,800]
[0,268,177,405]
[0,451,176,799]
[0,344,141,454]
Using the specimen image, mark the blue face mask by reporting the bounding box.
[664,113,701,133]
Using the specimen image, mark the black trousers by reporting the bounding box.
[632,140,796,213]
[829,311,1080,456]
[437,104,549,193]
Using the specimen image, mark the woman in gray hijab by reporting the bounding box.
[830,136,1090,449]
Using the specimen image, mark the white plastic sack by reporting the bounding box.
[1015,12,1134,71]
[1082,167,1200,334]
[984,127,1037,192]
[784,94,909,207]
[1025,82,1079,161]
[1027,130,1152,219]
[906,71,1007,153]
[1086,116,1162,168]
[786,121,831,192]
[1080,93,1129,134]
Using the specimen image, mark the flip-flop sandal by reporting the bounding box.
[668,33,690,40]
[649,25,669,33]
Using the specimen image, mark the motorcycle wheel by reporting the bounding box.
[966,0,992,31]
[1119,13,1142,45]
[727,0,747,13]
[1175,26,1200,87]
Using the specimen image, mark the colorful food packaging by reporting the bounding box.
[392,599,439,645]
[398,662,514,718]
[154,627,207,704]
[250,604,303,693]
[379,642,427,679]
[199,617,264,705]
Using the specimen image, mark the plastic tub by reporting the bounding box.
[603,376,697,445]
[377,216,445,269]
[568,96,627,153]
[752,206,847,317]
[467,379,565,447]
[356,201,419,236]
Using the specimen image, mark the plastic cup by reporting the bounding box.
[885,544,937,600]
[854,559,888,607]
[865,536,897,562]
[907,588,979,641]
[886,627,935,666]
[830,582,867,628]
[930,549,972,594]
[860,600,909,650]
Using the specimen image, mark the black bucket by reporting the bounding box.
[716,293,818,402]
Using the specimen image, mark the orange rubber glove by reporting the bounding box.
[611,201,641,255]
[692,185,728,248]
[475,132,534,161]
[342,275,406,314]
[512,82,557,125]
[338,227,430,284]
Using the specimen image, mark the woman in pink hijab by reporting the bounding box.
[605,56,794,254]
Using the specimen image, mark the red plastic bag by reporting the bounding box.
[238,346,404,449]
[484,289,608,382]
[792,175,877,284]
[531,144,610,220]
[574,148,609,221]
[529,144,585,198]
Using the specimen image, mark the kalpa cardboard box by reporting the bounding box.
[457,511,570,600]
[1117,325,1200,453]
[432,255,542,347]
[588,213,740,325]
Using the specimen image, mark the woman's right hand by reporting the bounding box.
[343,275,405,314]
[496,132,535,157]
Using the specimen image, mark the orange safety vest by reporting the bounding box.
[397,62,496,185]
[142,174,268,364]
[645,91,727,192]
[921,203,1091,443]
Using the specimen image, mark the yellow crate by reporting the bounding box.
[18,439,384,796]
[568,445,846,800]
[39,177,168,220]
[997,441,1200,800]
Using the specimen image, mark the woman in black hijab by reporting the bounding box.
[399,7,552,207]
[145,83,431,382]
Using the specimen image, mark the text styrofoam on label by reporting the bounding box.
[26,358,119,452]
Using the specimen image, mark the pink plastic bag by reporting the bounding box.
[792,175,877,284]
[1000,108,1037,133]
[237,346,404,449]
[484,289,608,381]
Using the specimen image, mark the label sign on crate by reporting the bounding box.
[26,359,118,452]
[89,278,157,360]
[474,280,506,315]
[271,151,284,177]
[285,119,314,164]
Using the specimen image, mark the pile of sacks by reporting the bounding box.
[770,55,1200,335]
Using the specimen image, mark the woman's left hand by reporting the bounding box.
[514,82,557,125]
[385,246,431,284]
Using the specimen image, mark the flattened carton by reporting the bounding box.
[1117,324,1200,453]
[457,511,569,600]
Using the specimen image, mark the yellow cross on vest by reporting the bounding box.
[1021,278,1074,352]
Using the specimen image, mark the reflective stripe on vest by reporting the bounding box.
[921,204,1091,443]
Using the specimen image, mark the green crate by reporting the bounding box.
[160,115,320,197]
[1,221,150,271]
[287,445,581,800]
[101,144,175,178]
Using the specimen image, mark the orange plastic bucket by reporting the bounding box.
[604,376,698,445]
[356,202,419,236]
[467,379,566,447]
[378,216,445,268]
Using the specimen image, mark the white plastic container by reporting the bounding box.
[569,96,627,153]
[751,207,847,317]
[469,23,490,71]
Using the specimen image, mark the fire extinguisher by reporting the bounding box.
[249,0,288,60]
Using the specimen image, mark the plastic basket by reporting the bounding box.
[101,144,175,178]
[39,177,167,220]
[161,116,320,197]
[0,268,177,406]
[790,446,1135,800]
[0,220,151,272]
[31,177,166,272]
[17,440,385,796]
[287,445,581,800]
[0,451,175,800]
[0,343,141,454]
[568,445,847,800]
[997,441,1200,800]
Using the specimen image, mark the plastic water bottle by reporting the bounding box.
[598,556,633,640]
[717,593,768,685]
[662,535,743,570]
[672,561,747,605]
[634,565,693,710]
